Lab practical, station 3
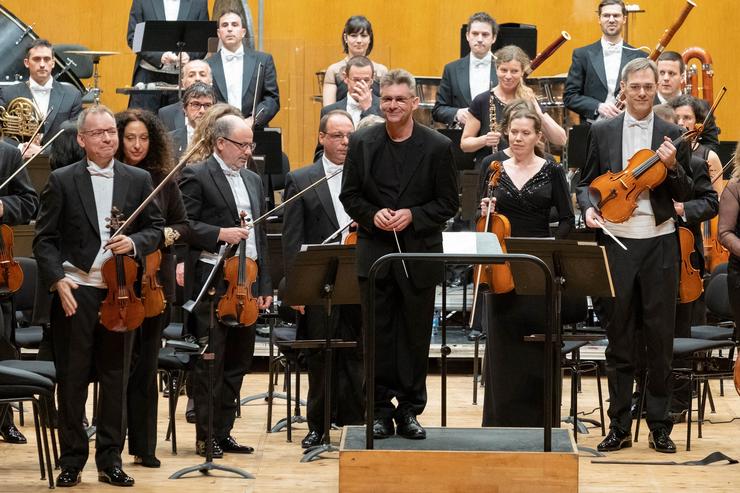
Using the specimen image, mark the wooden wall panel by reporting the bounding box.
[2,0,738,169]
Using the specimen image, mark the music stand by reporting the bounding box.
[253,128,283,211]
[169,246,254,480]
[132,20,217,98]
[283,244,360,462]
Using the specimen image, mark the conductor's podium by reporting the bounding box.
[339,426,578,493]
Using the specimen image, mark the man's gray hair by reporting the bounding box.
[379,69,416,93]
[621,57,658,83]
[77,105,115,131]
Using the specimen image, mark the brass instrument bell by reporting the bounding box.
[0,97,42,142]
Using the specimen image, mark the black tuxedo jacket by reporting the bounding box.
[320,96,382,119]
[339,123,459,288]
[576,113,693,228]
[169,126,188,160]
[158,101,185,131]
[432,55,498,125]
[0,141,38,225]
[179,156,272,300]
[208,49,280,126]
[32,159,165,291]
[564,41,647,122]
[0,81,82,145]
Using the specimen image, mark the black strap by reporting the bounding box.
[592,451,738,466]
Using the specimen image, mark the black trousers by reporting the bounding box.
[301,304,364,434]
[600,234,678,434]
[127,306,169,457]
[359,263,436,419]
[189,261,255,442]
[51,286,133,471]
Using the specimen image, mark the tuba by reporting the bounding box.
[682,47,714,103]
[0,97,42,142]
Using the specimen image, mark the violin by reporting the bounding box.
[678,226,703,303]
[344,224,358,245]
[141,249,166,318]
[0,225,23,296]
[217,210,259,327]
[703,216,729,273]
[99,207,146,332]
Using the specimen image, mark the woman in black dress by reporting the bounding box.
[115,109,190,467]
[478,105,574,427]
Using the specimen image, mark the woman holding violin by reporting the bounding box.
[115,109,190,468]
[460,45,566,165]
[718,144,740,348]
[478,105,574,427]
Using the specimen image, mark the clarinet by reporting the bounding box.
[488,82,498,153]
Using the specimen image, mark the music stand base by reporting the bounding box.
[169,460,255,479]
[240,391,306,406]
[301,443,339,463]
[271,415,307,433]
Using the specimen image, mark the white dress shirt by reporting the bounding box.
[606,111,675,239]
[469,52,493,101]
[199,153,258,265]
[322,155,351,242]
[164,0,180,21]
[186,123,194,146]
[600,37,623,106]
[345,96,363,128]
[29,78,53,116]
[221,45,245,111]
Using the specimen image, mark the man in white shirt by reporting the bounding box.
[564,0,647,123]
[0,39,82,155]
[208,9,280,127]
[320,57,382,127]
[433,12,499,127]
[170,81,216,158]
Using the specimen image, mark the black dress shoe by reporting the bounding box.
[196,439,223,458]
[372,417,394,439]
[56,468,81,487]
[0,423,27,444]
[133,455,161,468]
[648,428,676,453]
[301,430,322,449]
[219,435,254,454]
[597,428,632,452]
[98,466,135,487]
[395,414,426,439]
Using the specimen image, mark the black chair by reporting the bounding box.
[13,257,46,358]
[268,324,306,442]
[0,365,55,488]
[158,339,199,454]
[561,340,606,441]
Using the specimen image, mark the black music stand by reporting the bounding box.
[132,20,217,97]
[253,128,283,211]
[283,244,359,462]
[169,247,254,480]
[505,238,614,431]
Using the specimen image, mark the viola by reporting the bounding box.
[703,216,729,273]
[678,226,702,303]
[99,207,145,332]
[141,249,166,318]
[217,210,259,327]
[0,224,23,296]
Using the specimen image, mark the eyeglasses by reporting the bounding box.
[82,128,118,139]
[222,136,256,151]
[322,132,353,141]
[626,83,656,92]
[187,101,214,110]
[380,95,414,106]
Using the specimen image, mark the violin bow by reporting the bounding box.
[0,127,65,192]
[321,220,354,244]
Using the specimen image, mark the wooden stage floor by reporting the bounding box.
[2,373,740,492]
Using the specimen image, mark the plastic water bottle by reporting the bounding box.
[432,310,440,336]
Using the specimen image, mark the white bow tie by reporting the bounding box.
[31,86,51,94]
[87,165,114,178]
[325,164,343,176]
[472,58,490,69]
[222,167,241,178]
[225,53,243,62]
[604,43,621,55]
[625,115,651,130]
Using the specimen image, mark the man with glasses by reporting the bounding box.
[564,0,646,123]
[170,81,217,158]
[33,105,163,487]
[576,58,692,454]
[179,114,272,458]
[158,59,213,132]
[340,70,459,440]
[282,110,363,449]
[321,57,382,126]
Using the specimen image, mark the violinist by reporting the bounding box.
[33,106,163,487]
[0,140,39,445]
[576,58,692,454]
[282,110,363,449]
[718,144,740,354]
[179,113,271,458]
[115,109,190,468]
[477,105,573,428]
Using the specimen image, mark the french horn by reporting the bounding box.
[0,97,42,142]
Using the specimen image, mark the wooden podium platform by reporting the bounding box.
[339,426,578,493]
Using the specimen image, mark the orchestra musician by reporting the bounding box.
[320,56,383,126]
[478,105,574,427]
[563,0,647,123]
[576,58,692,454]
[126,0,209,113]
[432,12,499,127]
[179,113,272,457]
[208,9,280,128]
[460,45,566,165]
[340,69,459,440]
[718,144,740,349]
[115,108,190,468]
[0,141,39,445]
[0,39,82,155]
[322,15,388,107]
[33,105,164,487]
[282,110,364,449]
[158,59,213,132]
[170,81,217,159]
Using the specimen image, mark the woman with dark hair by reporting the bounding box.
[115,108,190,468]
[322,15,388,106]
[48,120,85,170]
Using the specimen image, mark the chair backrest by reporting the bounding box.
[14,257,36,312]
[705,272,733,321]
[54,44,94,79]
